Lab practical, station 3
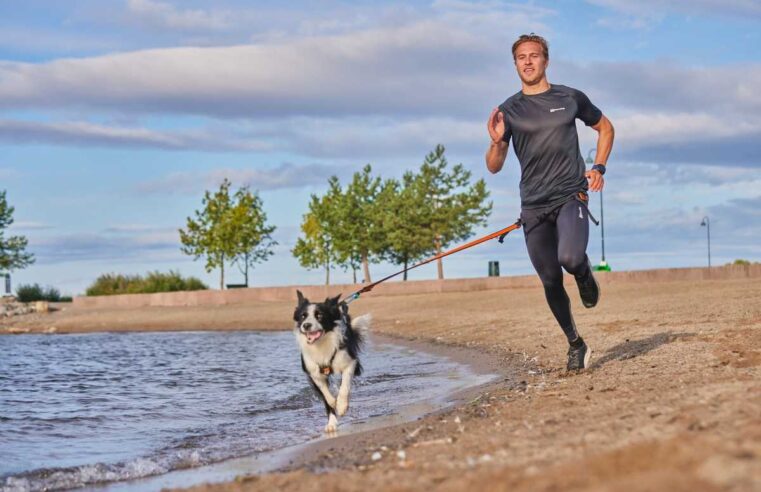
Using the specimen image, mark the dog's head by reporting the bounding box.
[294,290,343,344]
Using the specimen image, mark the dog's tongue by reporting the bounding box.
[307,331,323,343]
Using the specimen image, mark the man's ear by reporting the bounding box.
[297,290,308,305]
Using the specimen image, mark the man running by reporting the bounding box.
[485,33,615,371]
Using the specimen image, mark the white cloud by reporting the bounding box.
[432,0,556,32]
[103,224,176,234]
[29,230,179,264]
[0,6,758,168]
[553,61,761,116]
[0,26,119,56]
[0,167,20,179]
[135,163,344,194]
[0,119,272,151]
[587,0,761,22]
[3,107,759,168]
[1,34,759,124]
[613,112,761,146]
[9,221,53,231]
[0,12,541,119]
[285,116,485,159]
[126,0,233,31]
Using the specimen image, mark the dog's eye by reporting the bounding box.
[301,312,307,320]
[315,312,322,320]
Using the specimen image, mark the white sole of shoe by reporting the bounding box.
[583,347,592,368]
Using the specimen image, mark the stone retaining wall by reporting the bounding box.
[72,264,761,309]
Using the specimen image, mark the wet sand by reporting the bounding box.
[4,276,760,491]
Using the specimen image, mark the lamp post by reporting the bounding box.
[700,216,711,268]
[585,149,608,270]
[0,273,8,296]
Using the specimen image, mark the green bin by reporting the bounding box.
[488,261,500,277]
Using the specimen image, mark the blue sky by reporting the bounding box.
[2,0,760,295]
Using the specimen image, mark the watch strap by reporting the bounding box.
[591,164,606,175]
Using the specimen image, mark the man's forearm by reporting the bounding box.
[593,117,615,166]
[485,141,509,174]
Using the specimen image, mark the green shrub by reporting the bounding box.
[44,286,61,302]
[731,259,751,266]
[15,283,64,302]
[85,270,208,296]
[16,283,43,302]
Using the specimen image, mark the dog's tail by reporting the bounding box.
[352,313,371,378]
[352,313,372,339]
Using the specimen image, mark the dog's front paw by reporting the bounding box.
[336,395,349,416]
[324,414,338,434]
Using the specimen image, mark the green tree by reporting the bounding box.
[229,187,277,286]
[180,180,277,289]
[333,165,389,283]
[414,145,492,279]
[292,192,342,285]
[180,179,237,290]
[380,174,433,280]
[0,190,35,272]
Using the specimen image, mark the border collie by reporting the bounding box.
[293,291,370,433]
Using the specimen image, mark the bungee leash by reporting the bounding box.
[342,219,522,305]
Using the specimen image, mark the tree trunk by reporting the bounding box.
[435,237,444,280]
[244,252,249,287]
[220,255,225,290]
[403,255,408,281]
[361,251,371,283]
[352,266,357,284]
[325,258,330,286]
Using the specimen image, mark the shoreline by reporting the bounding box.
[87,333,508,492]
[3,276,760,491]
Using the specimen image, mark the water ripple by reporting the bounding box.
[0,331,481,492]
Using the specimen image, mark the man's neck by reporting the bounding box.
[521,78,551,95]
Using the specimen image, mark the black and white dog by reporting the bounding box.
[293,291,370,433]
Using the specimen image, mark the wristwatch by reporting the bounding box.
[591,164,606,175]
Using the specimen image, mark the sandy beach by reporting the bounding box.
[4,273,760,491]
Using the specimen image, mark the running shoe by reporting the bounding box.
[567,338,591,371]
[575,259,600,308]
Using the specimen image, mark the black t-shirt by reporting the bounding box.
[499,84,602,209]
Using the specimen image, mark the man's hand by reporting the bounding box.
[585,169,605,192]
[487,107,506,144]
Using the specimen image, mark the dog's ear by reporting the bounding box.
[326,293,342,306]
[296,290,308,305]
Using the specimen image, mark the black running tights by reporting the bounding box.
[523,199,591,344]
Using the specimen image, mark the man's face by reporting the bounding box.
[514,41,548,85]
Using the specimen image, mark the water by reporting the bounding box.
[0,331,493,491]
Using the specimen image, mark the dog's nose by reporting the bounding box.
[302,322,312,330]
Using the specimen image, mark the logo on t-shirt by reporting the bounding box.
[550,107,566,113]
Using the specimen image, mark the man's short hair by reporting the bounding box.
[512,33,549,60]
